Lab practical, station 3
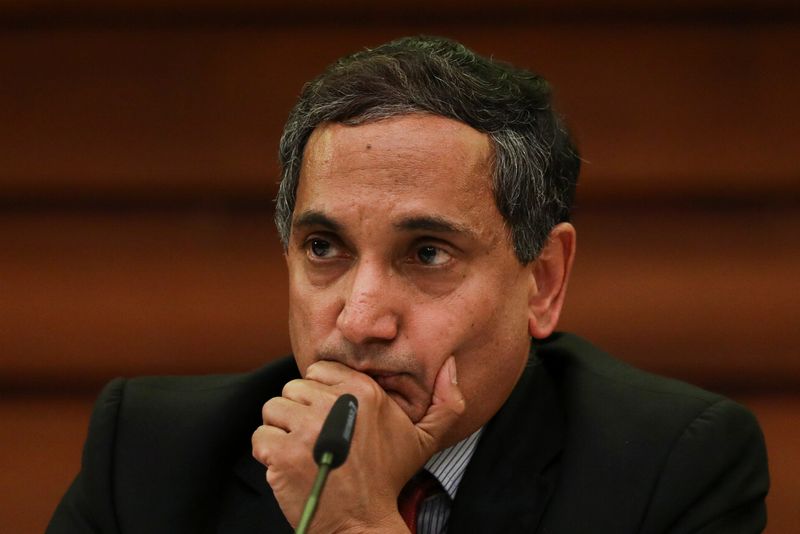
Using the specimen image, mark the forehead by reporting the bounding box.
[295,114,497,230]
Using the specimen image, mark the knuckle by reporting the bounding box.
[251,428,270,464]
[305,361,324,380]
[265,466,284,489]
[260,402,270,423]
[281,379,303,398]
[351,374,383,400]
[261,397,281,423]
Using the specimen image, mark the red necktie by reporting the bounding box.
[397,471,442,534]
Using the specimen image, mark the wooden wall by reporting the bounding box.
[1,2,798,532]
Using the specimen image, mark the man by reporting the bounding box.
[48,36,768,533]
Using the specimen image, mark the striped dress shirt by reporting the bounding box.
[416,428,484,534]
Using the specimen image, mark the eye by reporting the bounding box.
[416,245,452,266]
[305,237,346,260]
[309,238,331,257]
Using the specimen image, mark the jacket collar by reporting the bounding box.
[217,357,299,533]
[448,352,565,532]
[222,347,564,533]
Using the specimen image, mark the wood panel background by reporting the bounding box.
[1,2,798,532]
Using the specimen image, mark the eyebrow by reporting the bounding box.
[292,210,476,240]
[394,216,476,239]
[292,210,342,232]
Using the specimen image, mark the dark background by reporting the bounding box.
[1,1,798,532]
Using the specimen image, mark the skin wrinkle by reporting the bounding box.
[255,38,580,532]
[287,115,533,436]
[296,120,493,245]
[275,40,579,262]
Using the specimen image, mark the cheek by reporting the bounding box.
[404,285,527,379]
[454,292,531,421]
[287,275,341,370]
[433,276,530,385]
[446,275,530,345]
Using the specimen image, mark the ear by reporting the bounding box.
[528,222,577,339]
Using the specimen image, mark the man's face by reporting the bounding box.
[286,114,534,444]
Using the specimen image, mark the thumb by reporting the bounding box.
[415,356,466,454]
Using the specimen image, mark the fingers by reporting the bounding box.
[415,356,466,453]
[305,361,386,406]
[304,359,364,386]
[269,377,346,428]
[262,383,340,436]
[253,387,334,469]
[261,396,304,432]
[281,378,329,406]
[254,356,468,529]
[252,424,289,468]
[258,375,350,460]
[261,357,466,475]
[432,356,464,409]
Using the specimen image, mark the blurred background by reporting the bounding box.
[1,1,798,532]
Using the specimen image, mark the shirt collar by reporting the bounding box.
[424,427,484,500]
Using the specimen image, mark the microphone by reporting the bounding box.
[313,393,358,468]
[296,394,359,534]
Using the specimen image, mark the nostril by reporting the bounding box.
[336,301,399,344]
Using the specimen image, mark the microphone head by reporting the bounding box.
[313,393,359,469]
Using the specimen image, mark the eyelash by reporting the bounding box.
[302,236,454,267]
[304,237,344,260]
[413,245,452,266]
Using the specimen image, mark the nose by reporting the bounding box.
[336,259,399,345]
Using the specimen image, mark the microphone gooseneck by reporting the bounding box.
[295,394,359,534]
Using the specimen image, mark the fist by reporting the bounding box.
[251,356,464,533]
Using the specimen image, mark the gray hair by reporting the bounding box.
[275,36,580,264]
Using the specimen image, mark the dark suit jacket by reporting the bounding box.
[48,333,769,533]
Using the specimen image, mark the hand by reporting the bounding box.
[251,356,465,533]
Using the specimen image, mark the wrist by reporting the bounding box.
[330,512,410,534]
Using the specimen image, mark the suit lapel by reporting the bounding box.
[214,358,300,534]
[210,351,564,533]
[449,354,565,533]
